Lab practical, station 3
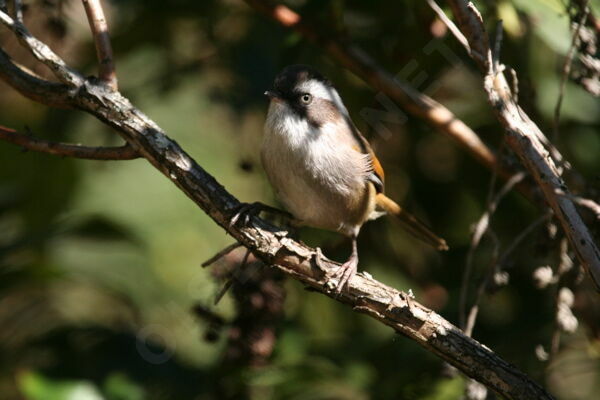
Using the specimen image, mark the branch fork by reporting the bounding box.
[442,0,600,291]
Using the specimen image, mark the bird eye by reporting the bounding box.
[300,93,312,104]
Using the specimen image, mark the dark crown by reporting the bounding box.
[273,64,331,94]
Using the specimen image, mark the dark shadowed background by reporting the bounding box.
[1,0,599,399]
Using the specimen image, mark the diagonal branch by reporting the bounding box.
[443,0,600,290]
[0,8,84,86]
[0,8,555,399]
[82,0,118,90]
[556,190,600,220]
[0,125,140,160]
[426,0,470,54]
[0,48,73,108]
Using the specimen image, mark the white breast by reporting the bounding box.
[261,101,371,235]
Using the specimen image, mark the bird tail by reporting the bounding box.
[375,193,449,251]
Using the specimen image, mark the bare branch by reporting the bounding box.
[13,0,23,23]
[476,172,526,247]
[0,48,73,108]
[425,0,470,53]
[214,248,251,305]
[0,8,84,86]
[0,16,555,399]
[464,211,551,337]
[201,242,243,267]
[556,189,600,219]
[464,230,500,337]
[81,0,117,90]
[0,125,139,160]
[460,172,526,328]
[446,0,600,290]
[553,1,590,141]
[499,212,553,268]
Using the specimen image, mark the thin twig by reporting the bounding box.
[81,0,117,90]
[499,212,553,268]
[464,211,551,337]
[214,278,234,306]
[492,20,504,74]
[13,0,22,23]
[214,248,251,305]
[464,231,500,337]
[0,9,84,86]
[201,242,243,267]
[426,0,471,53]
[0,125,140,160]
[192,304,226,326]
[553,0,590,141]
[460,171,525,328]
[479,171,526,245]
[0,48,73,108]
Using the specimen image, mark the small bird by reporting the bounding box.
[260,64,447,291]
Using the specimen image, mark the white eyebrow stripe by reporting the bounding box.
[297,79,349,116]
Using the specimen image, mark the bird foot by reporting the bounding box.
[229,201,293,227]
[331,254,358,294]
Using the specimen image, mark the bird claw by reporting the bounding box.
[330,257,358,294]
[229,202,256,227]
[229,202,292,227]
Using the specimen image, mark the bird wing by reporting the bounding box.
[344,116,385,193]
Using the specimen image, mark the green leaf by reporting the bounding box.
[103,373,145,400]
[18,370,104,400]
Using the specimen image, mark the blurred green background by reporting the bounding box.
[1,0,599,399]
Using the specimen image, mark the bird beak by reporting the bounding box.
[264,90,282,102]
